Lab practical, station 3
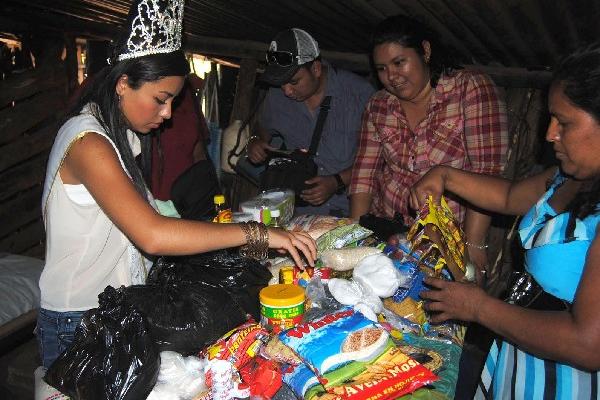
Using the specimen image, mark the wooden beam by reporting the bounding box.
[184,34,552,88]
[0,154,46,203]
[0,88,66,146]
[0,64,67,109]
[0,185,43,239]
[0,123,56,172]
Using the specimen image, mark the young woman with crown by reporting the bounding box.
[38,0,316,368]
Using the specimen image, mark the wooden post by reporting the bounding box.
[222,58,260,210]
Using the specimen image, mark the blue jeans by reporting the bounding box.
[36,308,86,368]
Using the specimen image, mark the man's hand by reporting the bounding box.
[246,136,276,164]
[300,175,337,206]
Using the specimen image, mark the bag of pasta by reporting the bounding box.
[406,196,474,281]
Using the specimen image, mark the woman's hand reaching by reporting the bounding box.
[409,166,448,210]
[268,227,317,269]
[420,276,489,324]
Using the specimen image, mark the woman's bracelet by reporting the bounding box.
[239,221,269,260]
[465,240,489,250]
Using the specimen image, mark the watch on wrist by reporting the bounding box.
[333,173,346,195]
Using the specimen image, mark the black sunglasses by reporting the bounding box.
[266,51,295,67]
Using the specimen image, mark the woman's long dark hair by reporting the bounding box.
[68,50,189,200]
[370,15,459,87]
[553,42,600,218]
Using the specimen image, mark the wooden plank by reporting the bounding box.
[0,123,57,172]
[0,88,66,146]
[0,219,44,255]
[0,64,67,109]
[229,58,259,124]
[0,154,47,202]
[184,35,551,88]
[0,186,43,239]
[21,242,45,260]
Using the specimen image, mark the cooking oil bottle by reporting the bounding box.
[213,194,232,223]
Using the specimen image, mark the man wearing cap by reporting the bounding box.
[246,28,374,217]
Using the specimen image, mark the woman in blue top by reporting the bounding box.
[410,43,600,399]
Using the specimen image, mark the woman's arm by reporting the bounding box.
[410,166,556,216]
[459,72,509,266]
[463,208,491,269]
[348,105,382,219]
[350,192,373,220]
[462,72,509,179]
[61,133,316,265]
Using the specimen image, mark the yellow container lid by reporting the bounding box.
[260,284,305,306]
[213,194,225,205]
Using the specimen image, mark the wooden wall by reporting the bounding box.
[0,61,69,257]
[486,86,548,297]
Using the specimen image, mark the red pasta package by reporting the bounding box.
[201,321,269,370]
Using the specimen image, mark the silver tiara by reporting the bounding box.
[117,0,184,61]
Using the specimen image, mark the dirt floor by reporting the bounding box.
[0,337,38,399]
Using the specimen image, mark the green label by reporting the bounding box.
[261,303,304,319]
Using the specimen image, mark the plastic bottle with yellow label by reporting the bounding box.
[213,194,232,223]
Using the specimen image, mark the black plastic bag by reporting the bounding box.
[44,286,159,400]
[121,280,248,355]
[148,251,272,320]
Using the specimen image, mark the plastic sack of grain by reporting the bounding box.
[320,247,382,271]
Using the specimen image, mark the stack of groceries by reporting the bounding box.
[38,197,466,400]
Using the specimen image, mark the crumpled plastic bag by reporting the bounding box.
[146,351,207,400]
[328,278,383,315]
[148,251,271,320]
[44,286,159,400]
[327,253,405,321]
[353,253,403,297]
[121,281,247,355]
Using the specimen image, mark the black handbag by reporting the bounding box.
[504,270,571,311]
[259,96,331,207]
[170,157,220,221]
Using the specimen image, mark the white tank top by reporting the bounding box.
[40,105,149,311]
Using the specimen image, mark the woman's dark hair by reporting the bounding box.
[68,50,190,200]
[370,15,459,87]
[553,42,600,218]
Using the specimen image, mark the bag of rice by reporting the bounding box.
[279,307,437,400]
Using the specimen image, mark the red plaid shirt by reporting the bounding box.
[349,70,508,224]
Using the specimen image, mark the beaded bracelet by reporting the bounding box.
[465,240,489,250]
[239,221,269,260]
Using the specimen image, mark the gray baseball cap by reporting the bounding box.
[261,28,320,86]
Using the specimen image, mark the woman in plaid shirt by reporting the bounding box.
[349,15,508,269]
